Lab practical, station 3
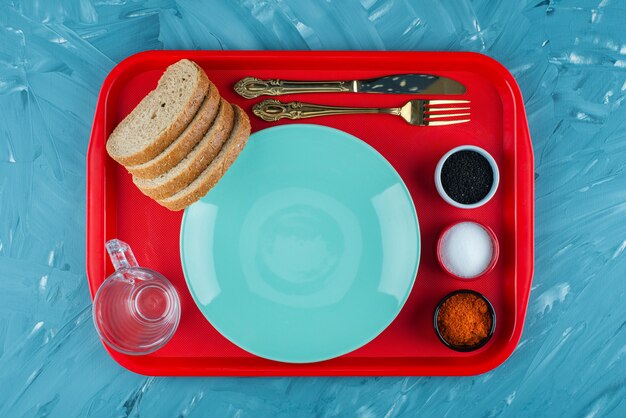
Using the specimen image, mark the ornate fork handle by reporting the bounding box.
[253,99,400,122]
[235,77,353,99]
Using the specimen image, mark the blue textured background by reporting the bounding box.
[1,0,625,416]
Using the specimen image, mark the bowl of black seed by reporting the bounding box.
[435,145,499,209]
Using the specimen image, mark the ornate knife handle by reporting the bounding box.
[235,77,353,99]
[252,99,396,122]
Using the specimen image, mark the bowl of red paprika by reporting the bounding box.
[434,290,496,352]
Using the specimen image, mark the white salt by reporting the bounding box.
[440,222,494,278]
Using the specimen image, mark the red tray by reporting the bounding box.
[87,51,534,376]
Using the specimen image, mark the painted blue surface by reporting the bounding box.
[0,0,624,416]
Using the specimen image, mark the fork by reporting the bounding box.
[252,99,470,126]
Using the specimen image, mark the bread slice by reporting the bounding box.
[133,99,235,200]
[106,59,209,166]
[127,82,221,179]
[158,105,251,211]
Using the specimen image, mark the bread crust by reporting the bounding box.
[127,82,221,179]
[158,105,251,211]
[133,100,235,200]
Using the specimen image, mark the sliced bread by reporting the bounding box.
[106,59,209,166]
[133,99,235,200]
[158,105,251,211]
[127,82,221,179]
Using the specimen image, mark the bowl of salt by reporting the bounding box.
[437,221,499,279]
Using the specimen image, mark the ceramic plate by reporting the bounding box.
[180,124,420,363]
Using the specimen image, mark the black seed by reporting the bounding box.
[441,150,494,204]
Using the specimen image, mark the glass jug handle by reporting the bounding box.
[105,239,139,271]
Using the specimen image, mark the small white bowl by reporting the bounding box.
[434,145,500,209]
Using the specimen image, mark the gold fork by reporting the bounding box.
[252,99,470,126]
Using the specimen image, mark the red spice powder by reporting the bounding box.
[437,293,493,346]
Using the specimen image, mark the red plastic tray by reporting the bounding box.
[87,51,534,376]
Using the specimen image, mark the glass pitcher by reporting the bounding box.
[92,239,181,355]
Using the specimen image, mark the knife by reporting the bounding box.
[234,74,465,99]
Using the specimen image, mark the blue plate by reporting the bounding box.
[180,124,420,363]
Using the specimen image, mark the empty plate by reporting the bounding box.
[180,124,420,363]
